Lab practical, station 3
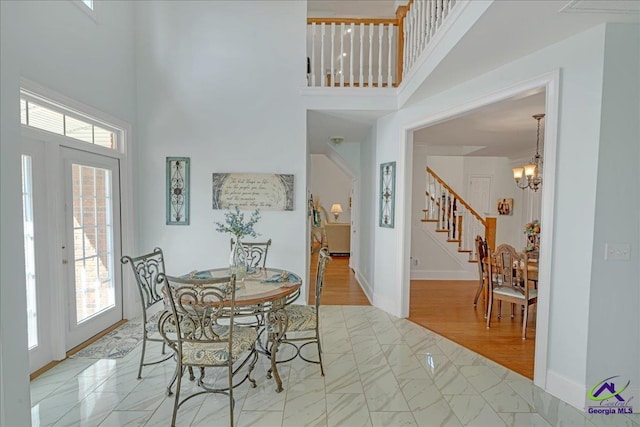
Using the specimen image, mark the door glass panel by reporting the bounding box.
[22,155,38,349]
[72,164,115,323]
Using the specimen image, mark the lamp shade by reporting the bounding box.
[330,203,343,214]
[512,167,524,180]
[524,164,537,178]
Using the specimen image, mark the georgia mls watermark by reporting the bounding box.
[587,376,634,415]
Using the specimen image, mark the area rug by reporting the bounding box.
[71,320,143,359]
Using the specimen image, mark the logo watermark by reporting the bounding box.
[587,376,634,415]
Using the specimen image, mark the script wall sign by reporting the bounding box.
[212,173,294,211]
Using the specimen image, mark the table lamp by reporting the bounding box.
[330,203,343,221]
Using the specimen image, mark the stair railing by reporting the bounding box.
[306,0,458,88]
[421,167,496,260]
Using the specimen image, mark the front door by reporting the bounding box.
[62,147,123,349]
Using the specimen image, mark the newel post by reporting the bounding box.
[485,217,497,252]
[395,3,410,86]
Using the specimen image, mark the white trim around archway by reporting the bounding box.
[397,70,560,391]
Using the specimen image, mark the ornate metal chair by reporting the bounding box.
[266,248,331,387]
[157,273,258,427]
[121,248,173,379]
[486,244,538,340]
[230,238,272,269]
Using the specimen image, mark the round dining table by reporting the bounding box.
[187,267,302,392]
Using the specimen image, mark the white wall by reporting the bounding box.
[356,128,376,299]
[372,24,639,409]
[311,154,352,223]
[586,23,640,402]
[0,1,136,424]
[133,1,309,295]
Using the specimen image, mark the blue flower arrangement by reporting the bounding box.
[215,206,261,239]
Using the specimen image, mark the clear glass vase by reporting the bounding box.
[229,239,247,280]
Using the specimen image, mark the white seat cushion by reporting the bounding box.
[493,286,537,300]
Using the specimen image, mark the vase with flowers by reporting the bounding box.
[215,206,261,280]
[524,220,540,252]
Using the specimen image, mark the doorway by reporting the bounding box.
[22,136,124,372]
[403,77,558,385]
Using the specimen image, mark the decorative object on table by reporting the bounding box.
[212,173,294,211]
[330,203,343,221]
[166,157,190,225]
[216,206,261,280]
[524,220,540,252]
[497,198,513,216]
[379,161,396,228]
[513,113,545,192]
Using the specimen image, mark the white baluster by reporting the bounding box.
[377,23,383,86]
[407,9,414,67]
[320,23,326,87]
[438,0,443,28]
[340,23,345,87]
[349,23,354,86]
[412,6,418,65]
[417,0,424,55]
[430,0,436,38]
[387,24,393,86]
[359,23,364,86]
[402,16,408,77]
[368,23,374,86]
[310,23,316,86]
[444,0,450,17]
[330,23,335,86]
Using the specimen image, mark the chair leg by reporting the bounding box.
[522,305,528,340]
[228,364,234,427]
[498,301,502,318]
[316,327,324,376]
[247,351,258,388]
[171,366,183,427]
[486,294,493,329]
[473,278,484,306]
[137,334,147,380]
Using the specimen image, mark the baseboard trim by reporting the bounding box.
[354,270,374,304]
[546,369,585,411]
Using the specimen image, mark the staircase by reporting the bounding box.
[421,167,496,263]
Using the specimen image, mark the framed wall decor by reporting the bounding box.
[212,173,294,211]
[166,157,190,225]
[497,198,513,216]
[379,161,396,228]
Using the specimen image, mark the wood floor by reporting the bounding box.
[409,280,535,379]
[311,247,535,379]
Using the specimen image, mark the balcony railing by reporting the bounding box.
[307,0,457,88]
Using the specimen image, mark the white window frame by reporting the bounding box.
[21,89,122,154]
[72,0,97,22]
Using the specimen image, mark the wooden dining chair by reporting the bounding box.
[486,244,538,340]
[472,235,489,313]
[157,273,259,427]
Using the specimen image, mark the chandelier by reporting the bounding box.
[513,113,544,191]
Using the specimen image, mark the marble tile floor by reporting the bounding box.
[30,306,639,427]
